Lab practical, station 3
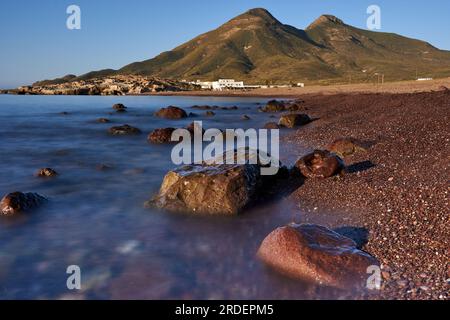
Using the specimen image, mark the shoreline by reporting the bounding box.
[281,89,449,300]
[2,77,450,98]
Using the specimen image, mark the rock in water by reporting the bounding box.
[0,192,47,216]
[257,224,379,288]
[261,100,286,112]
[113,104,127,112]
[96,118,110,123]
[149,149,284,215]
[328,138,366,157]
[36,168,58,177]
[154,106,187,119]
[278,114,311,128]
[108,124,142,135]
[295,150,344,178]
[148,128,176,144]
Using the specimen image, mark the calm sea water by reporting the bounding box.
[0,95,345,300]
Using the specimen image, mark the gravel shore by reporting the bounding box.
[282,89,449,299]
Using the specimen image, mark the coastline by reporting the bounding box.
[281,89,449,299]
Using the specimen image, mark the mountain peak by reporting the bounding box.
[230,8,281,25]
[307,14,345,29]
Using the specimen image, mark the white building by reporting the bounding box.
[194,79,245,91]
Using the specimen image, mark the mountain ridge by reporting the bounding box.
[36,8,450,85]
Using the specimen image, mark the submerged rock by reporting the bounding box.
[205,111,215,116]
[96,118,111,123]
[148,128,176,144]
[112,103,127,112]
[241,115,251,120]
[278,114,311,128]
[108,124,142,135]
[36,168,58,177]
[328,138,367,157]
[148,149,284,215]
[155,106,187,119]
[257,224,379,288]
[0,192,47,216]
[295,150,344,179]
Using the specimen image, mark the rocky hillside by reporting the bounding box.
[28,8,450,85]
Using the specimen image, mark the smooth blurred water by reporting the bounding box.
[0,95,345,300]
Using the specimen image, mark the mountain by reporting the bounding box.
[38,8,450,85]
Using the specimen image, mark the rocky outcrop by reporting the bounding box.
[155,106,188,119]
[148,128,176,144]
[148,149,284,215]
[0,192,47,216]
[278,113,311,128]
[108,124,142,135]
[4,75,200,96]
[295,150,344,178]
[36,168,58,177]
[257,224,379,288]
[328,138,366,157]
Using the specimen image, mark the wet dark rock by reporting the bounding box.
[113,103,127,112]
[108,124,142,135]
[0,192,47,216]
[148,128,176,144]
[205,111,215,116]
[295,150,344,179]
[148,149,284,215]
[278,113,311,128]
[261,100,286,112]
[36,168,58,178]
[155,106,187,119]
[264,122,280,129]
[328,138,366,157]
[241,115,251,120]
[257,223,379,288]
[96,118,111,123]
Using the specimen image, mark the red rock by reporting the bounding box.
[257,224,379,288]
[0,192,47,216]
[154,106,187,119]
[295,150,344,178]
[148,128,176,144]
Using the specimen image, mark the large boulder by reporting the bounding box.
[257,224,379,289]
[148,128,176,144]
[328,138,366,158]
[155,106,187,119]
[295,150,344,178]
[278,114,311,128]
[1,192,47,216]
[148,149,284,215]
[108,124,142,135]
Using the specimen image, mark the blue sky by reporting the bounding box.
[1,0,449,88]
